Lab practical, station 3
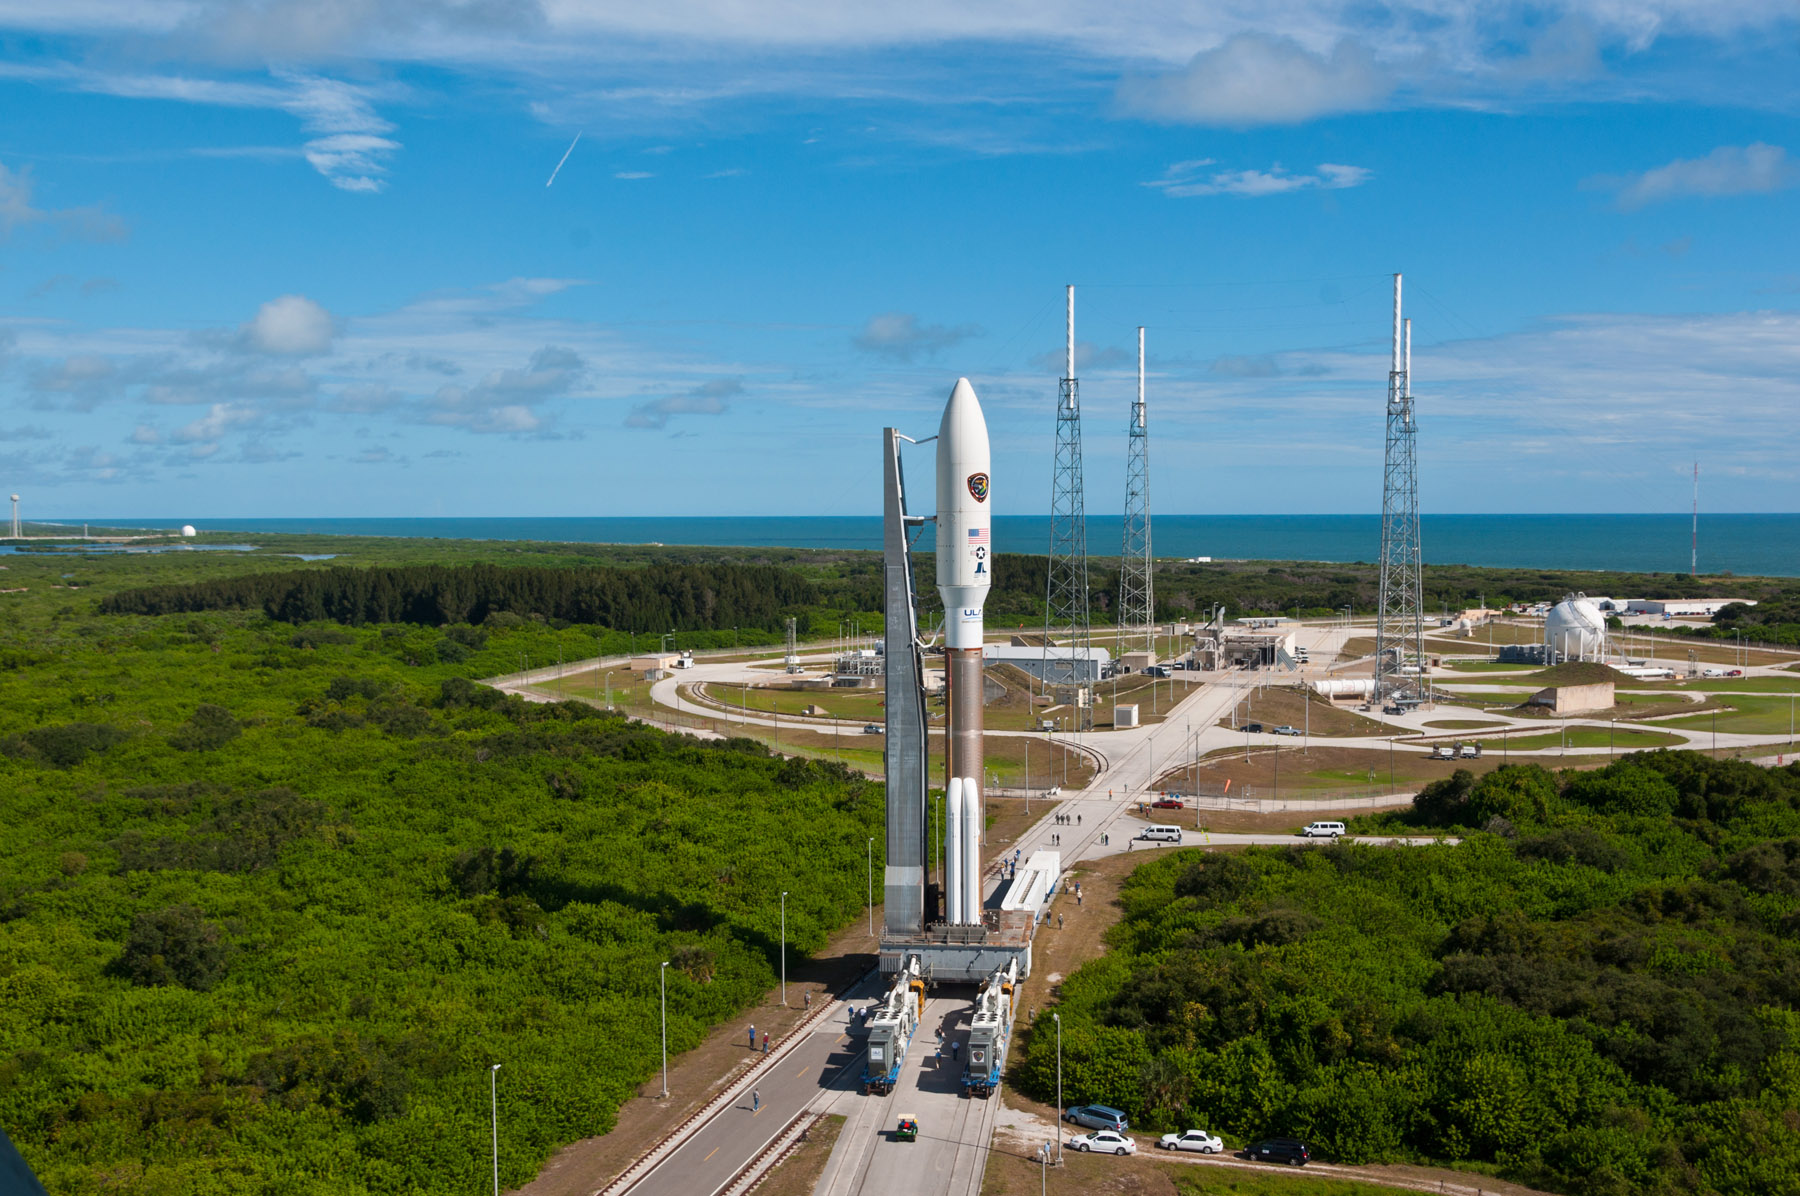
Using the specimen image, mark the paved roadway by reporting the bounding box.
[625,977,884,1196]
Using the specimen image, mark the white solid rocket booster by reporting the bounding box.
[937,379,991,926]
[945,779,964,926]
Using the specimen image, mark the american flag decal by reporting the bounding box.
[968,527,989,546]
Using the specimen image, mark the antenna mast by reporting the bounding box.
[1044,285,1093,728]
[1691,462,1698,577]
[1375,279,1425,706]
[1121,327,1153,657]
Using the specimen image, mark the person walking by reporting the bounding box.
[752,1088,761,1113]
[762,1032,770,1054]
[951,1040,961,1062]
[804,991,811,1011]
[748,1024,756,1050]
[1076,814,1081,826]
[1058,913,1065,929]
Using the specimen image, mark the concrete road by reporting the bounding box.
[623,979,883,1196]
[814,994,1000,1196]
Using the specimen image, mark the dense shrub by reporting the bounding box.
[117,905,230,991]
[1016,752,1800,1196]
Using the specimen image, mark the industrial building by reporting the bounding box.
[1188,624,1297,670]
[1625,598,1754,618]
[981,643,1109,683]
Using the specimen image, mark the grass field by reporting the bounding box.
[1658,695,1800,737]
[1466,726,1685,752]
[699,681,890,722]
[1216,686,1388,737]
[1441,661,1536,672]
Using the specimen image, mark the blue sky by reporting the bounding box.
[2,2,1798,520]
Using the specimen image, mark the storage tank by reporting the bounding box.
[1545,594,1608,662]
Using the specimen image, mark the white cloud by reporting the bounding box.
[0,161,128,241]
[129,424,162,444]
[1601,143,1798,210]
[427,345,583,434]
[240,294,335,355]
[1145,158,1371,198]
[172,401,261,445]
[614,170,655,180]
[625,378,741,429]
[853,312,983,361]
[1116,33,1388,125]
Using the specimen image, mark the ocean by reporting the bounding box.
[52,514,1800,577]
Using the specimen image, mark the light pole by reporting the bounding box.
[780,891,789,1006]
[489,1063,502,1196]
[867,838,874,936]
[660,961,670,1098]
[1052,1012,1063,1163]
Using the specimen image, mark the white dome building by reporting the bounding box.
[1545,593,1608,662]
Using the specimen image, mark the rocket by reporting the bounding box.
[936,378,990,926]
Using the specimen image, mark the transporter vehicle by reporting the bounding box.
[1064,1105,1129,1132]
[1429,744,1455,760]
[961,960,1018,1098]
[1459,743,1481,759]
[1158,1129,1224,1153]
[1300,821,1345,839]
[895,1115,919,1143]
[1246,1138,1311,1166]
[862,956,924,1094]
[1138,825,1183,844]
[1068,1130,1135,1155]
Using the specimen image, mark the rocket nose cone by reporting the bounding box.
[938,377,987,444]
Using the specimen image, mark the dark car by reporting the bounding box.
[1244,722,1264,734]
[1246,1138,1310,1166]
[1150,798,1183,810]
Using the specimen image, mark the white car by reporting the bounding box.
[1068,1129,1137,1155]
[1158,1129,1224,1153]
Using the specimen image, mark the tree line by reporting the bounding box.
[98,561,820,631]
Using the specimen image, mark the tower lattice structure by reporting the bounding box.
[1044,285,1093,728]
[1120,326,1153,656]
[1375,274,1424,704]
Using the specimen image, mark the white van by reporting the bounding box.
[1300,821,1346,839]
[1138,825,1183,844]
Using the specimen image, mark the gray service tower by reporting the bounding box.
[879,379,1036,983]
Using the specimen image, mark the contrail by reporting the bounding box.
[546,132,581,187]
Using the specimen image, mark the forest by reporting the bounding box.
[0,544,883,1194]
[1013,752,1800,1196]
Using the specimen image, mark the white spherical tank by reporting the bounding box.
[180,525,197,538]
[1545,594,1607,661]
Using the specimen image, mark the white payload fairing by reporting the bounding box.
[936,378,991,925]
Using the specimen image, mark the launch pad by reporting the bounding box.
[877,912,1036,983]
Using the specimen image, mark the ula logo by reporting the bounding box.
[962,608,981,618]
[967,472,989,502]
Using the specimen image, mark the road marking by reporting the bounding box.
[703,1146,720,1162]
[797,1065,810,1077]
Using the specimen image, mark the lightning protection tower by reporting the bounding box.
[1044,285,1093,728]
[1375,274,1425,704]
[1120,327,1153,656]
